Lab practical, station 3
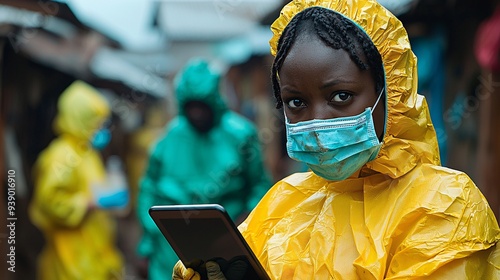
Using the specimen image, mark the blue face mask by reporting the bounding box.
[91,128,111,150]
[285,89,384,181]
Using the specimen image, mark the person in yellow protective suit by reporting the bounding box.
[29,81,126,280]
[173,0,500,279]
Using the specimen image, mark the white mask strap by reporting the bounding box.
[283,109,290,123]
[372,87,384,112]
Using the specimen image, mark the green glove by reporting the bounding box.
[206,256,249,280]
[206,261,226,280]
[222,258,248,280]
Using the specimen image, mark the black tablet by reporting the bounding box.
[149,204,270,280]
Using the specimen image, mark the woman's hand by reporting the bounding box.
[172,257,249,280]
[173,261,202,280]
[205,261,226,280]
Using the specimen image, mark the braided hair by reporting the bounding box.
[271,7,385,109]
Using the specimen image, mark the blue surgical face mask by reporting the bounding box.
[285,89,384,181]
[91,128,111,150]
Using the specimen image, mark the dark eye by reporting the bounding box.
[332,92,352,103]
[286,99,306,108]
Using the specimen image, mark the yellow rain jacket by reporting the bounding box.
[238,0,500,279]
[29,81,123,279]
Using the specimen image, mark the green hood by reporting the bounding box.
[174,59,227,124]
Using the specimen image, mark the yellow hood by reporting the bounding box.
[270,0,440,179]
[53,80,110,140]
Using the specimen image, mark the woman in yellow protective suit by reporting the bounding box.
[174,0,500,279]
[30,81,125,279]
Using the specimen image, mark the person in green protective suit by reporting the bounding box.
[173,1,500,279]
[29,81,126,280]
[136,58,272,279]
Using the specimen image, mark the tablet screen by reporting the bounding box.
[159,217,242,262]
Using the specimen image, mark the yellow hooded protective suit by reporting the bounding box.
[238,0,500,279]
[29,81,123,279]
